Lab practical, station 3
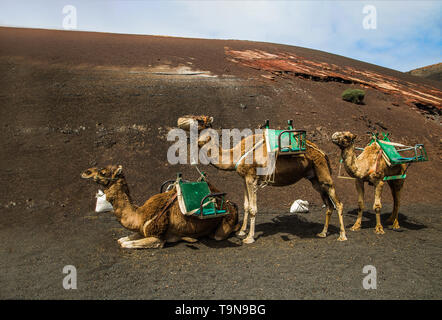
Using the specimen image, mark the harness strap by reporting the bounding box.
[143,193,177,236]
[376,139,410,148]
[234,139,264,170]
[368,149,383,175]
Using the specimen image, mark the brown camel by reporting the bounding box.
[331,131,406,234]
[81,165,239,248]
[177,116,347,243]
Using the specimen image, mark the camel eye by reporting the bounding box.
[85,170,91,175]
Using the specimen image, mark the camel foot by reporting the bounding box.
[119,238,165,249]
[387,221,400,230]
[118,236,130,245]
[374,225,385,235]
[316,231,327,238]
[118,234,142,244]
[337,234,348,241]
[242,237,255,244]
[236,230,247,237]
[350,224,361,231]
[181,237,198,243]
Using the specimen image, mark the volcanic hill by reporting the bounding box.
[407,62,442,82]
[0,27,441,218]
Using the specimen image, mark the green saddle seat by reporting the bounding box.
[265,129,306,154]
[176,180,227,219]
[370,133,428,166]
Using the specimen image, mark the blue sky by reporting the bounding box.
[0,0,440,72]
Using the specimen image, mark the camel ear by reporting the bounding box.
[114,165,123,177]
[351,133,357,141]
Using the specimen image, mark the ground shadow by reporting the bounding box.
[255,214,339,240]
[345,209,427,231]
[163,236,242,249]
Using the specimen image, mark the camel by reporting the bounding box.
[331,131,406,234]
[81,165,239,248]
[177,116,347,243]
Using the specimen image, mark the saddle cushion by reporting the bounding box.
[264,129,306,153]
[176,181,226,217]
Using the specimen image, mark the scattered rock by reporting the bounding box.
[6,201,16,208]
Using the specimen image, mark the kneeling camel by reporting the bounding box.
[81,165,239,248]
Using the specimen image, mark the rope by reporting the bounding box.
[337,160,355,180]
[142,193,177,236]
[234,139,264,170]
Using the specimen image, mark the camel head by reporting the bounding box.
[81,165,124,187]
[331,131,357,149]
[177,115,213,131]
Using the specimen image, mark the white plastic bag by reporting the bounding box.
[290,199,309,213]
[95,190,113,213]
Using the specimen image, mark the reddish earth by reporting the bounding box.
[0,27,440,299]
[226,48,441,113]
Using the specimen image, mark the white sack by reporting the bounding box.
[95,190,113,213]
[290,199,309,213]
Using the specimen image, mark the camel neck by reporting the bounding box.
[211,144,237,171]
[341,144,360,178]
[200,139,237,171]
[104,180,142,231]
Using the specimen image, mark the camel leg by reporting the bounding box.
[350,179,365,231]
[214,209,239,241]
[117,233,142,245]
[373,180,385,235]
[243,175,258,244]
[236,180,250,237]
[324,184,346,241]
[213,220,233,241]
[311,178,347,241]
[181,237,199,243]
[310,178,332,238]
[120,236,165,249]
[386,180,403,230]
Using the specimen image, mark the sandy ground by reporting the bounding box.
[1,202,440,300]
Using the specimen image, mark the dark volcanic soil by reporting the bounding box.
[1,203,441,299]
[0,27,441,299]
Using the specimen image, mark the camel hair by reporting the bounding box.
[177,116,347,243]
[331,131,406,234]
[81,165,239,249]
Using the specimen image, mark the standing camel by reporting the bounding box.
[81,165,239,248]
[331,131,406,234]
[177,116,347,243]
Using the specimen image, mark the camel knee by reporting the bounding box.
[249,208,257,216]
[334,200,343,212]
[373,202,382,211]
